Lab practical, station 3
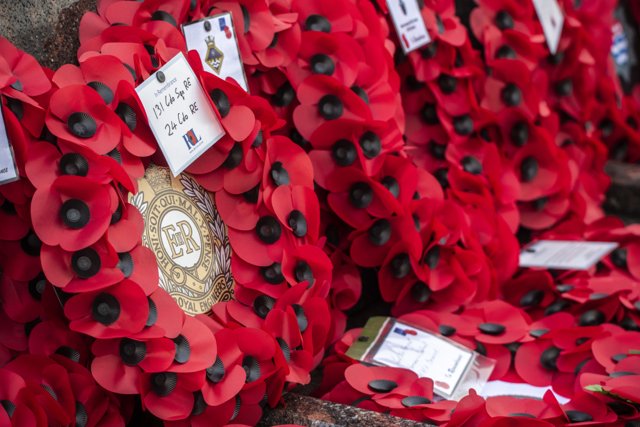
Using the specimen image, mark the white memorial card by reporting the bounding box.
[481,380,569,404]
[372,320,474,396]
[532,0,564,55]
[386,0,432,54]
[0,103,19,185]
[182,13,249,92]
[519,240,618,270]
[136,52,226,176]
[347,317,495,400]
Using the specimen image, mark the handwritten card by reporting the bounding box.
[136,52,225,176]
[372,320,474,396]
[347,317,494,400]
[183,13,249,92]
[386,0,431,54]
[519,240,618,270]
[0,103,19,185]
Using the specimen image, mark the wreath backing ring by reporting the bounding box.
[1,0,640,426]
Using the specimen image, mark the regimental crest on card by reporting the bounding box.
[204,36,224,74]
[130,165,234,315]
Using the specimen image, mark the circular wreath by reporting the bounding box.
[2,0,640,426]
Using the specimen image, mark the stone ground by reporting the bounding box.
[1,1,638,426]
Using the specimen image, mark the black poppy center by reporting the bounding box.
[318,94,344,120]
[151,372,177,397]
[368,218,391,246]
[332,139,357,166]
[119,338,147,366]
[348,182,373,209]
[305,14,331,32]
[261,263,284,284]
[67,112,97,139]
[59,153,89,176]
[359,131,381,159]
[72,248,101,278]
[310,53,335,76]
[91,293,120,325]
[256,216,282,244]
[210,89,230,117]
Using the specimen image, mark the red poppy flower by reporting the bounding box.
[460,300,530,345]
[0,367,45,427]
[500,270,558,316]
[113,80,158,158]
[559,390,618,424]
[107,201,145,253]
[25,138,135,193]
[324,166,398,228]
[287,31,363,88]
[308,118,403,187]
[0,308,28,352]
[0,275,42,324]
[280,244,331,289]
[46,85,124,154]
[132,0,190,28]
[329,256,362,312]
[0,193,30,241]
[6,355,77,427]
[253,3,301,69]
[264,306,314,385]
[40,237,124,292]
[470,0,537,42]
[0,228,46,282]
[132,287,185,340]
[485,394,565,420]
[58,355,128,427]
[27,320,89,364]
[482,59,548,119]
[292,0,359,36]
[340,363,442,414]
[269,185,320,245]
[482,26,547,71]
[64,279,149,338]
[273,282,331,359]
[226,201,295,267]
[140,370,205,421]
[196,328,246,408]
[293,74,372,140]
[52,54,134,107]
[31,176,116,251]
[0,37,51,98]
[163,315,217,374]
[91,335,176,394]
[349,213,418,268]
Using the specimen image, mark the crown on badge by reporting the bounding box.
[205,36,216,46]
[145,165,172,191]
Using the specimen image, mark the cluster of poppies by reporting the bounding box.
[1,0,640,425]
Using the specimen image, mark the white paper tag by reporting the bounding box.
[372,320,473,397]
[481,380,570,404]
[136,52,225,176]
[532,0,564,55]
[182,13,249,92]
[0,104,19,185]
[386,0,431,54]
[519,240,618,270]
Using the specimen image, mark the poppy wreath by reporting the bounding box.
[2,0,640,426]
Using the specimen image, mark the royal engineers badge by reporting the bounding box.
[130,165,234,314]
[204,36,224,74]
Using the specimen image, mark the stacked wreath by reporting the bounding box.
[2,0,640,426]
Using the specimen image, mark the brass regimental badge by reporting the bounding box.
[204,36,224,74]
[130,165,233,314]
